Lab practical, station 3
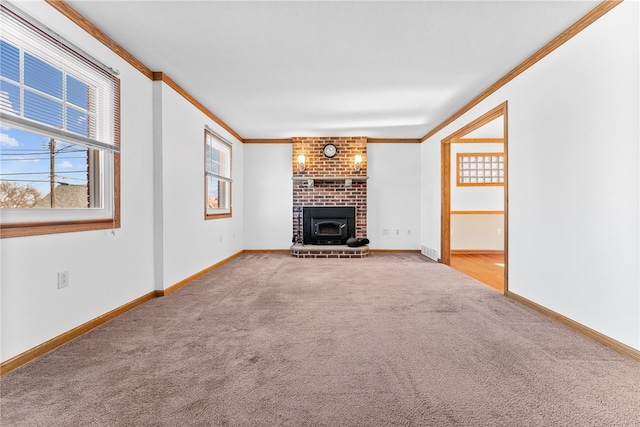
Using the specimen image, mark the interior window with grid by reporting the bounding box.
[457,152,504,186]
[204,129,232,219]
[0,3,120,237]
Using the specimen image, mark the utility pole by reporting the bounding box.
[49,138,55,208]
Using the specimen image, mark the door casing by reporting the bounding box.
[440,101,509,293]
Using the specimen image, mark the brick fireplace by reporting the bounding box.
[291,137,368,258]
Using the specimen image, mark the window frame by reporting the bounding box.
[204,128,232,220]
[456,152,505,187]
[0,4,120,239]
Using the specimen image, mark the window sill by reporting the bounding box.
[0,218,120,239]
[205,211,232,220]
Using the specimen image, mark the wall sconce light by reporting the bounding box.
[354,154,362,172]
[297,155,306,173]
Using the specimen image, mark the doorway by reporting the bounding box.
[441,102,508,293]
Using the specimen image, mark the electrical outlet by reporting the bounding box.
[382,229,389,235]
[497,228,502,235]
[57,271,69,289]
[408,229,411,235]
[396,229,400,235]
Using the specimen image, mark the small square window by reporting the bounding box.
[456,152,504,187]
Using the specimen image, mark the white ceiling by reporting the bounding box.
[66,0,599,140]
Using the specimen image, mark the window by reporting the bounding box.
[0,4,120,238]
[457,152,504,186]
[204,129,232,219]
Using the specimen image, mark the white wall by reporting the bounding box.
[367,143,421,249]
[156,83,244,288]
[1,1,155,362]
[241,142,422,250]
[450,143,504,251]
[0,1,248,363]
[243,144,292,250]
[421,2,640,349]
[420,139,442,260]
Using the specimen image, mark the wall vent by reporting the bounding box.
[421,246,439,262]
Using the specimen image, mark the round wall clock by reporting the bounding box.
[323,143,337,158]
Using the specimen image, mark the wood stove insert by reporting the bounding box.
[303,206,356,245]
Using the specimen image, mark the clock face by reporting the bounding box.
[323,144,337,158]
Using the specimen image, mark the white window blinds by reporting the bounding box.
[205,131,232,183]
[0,3,119,153]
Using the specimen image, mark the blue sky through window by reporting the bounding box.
[0,127,89,195]
[25,52,63,98]
[206,140,221,201]
[1,38,91,199]
[0,40,20,82]
[67,75,88,109]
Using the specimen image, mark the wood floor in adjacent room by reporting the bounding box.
[450,253,505,293]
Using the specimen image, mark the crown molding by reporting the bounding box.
[367,138,421,144]
[46,0,622,146]
[46,0,243,143]
[244,139,293,144]
[421,0,622,142]
[45,0,153,79]
[152,73,243,143]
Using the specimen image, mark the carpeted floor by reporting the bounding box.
[2,253,639,426]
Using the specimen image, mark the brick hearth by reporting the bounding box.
[290,244,369,259]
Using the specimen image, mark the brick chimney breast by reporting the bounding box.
[292,137,367,243]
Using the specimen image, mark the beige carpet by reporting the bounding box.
[2,253,639,426]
